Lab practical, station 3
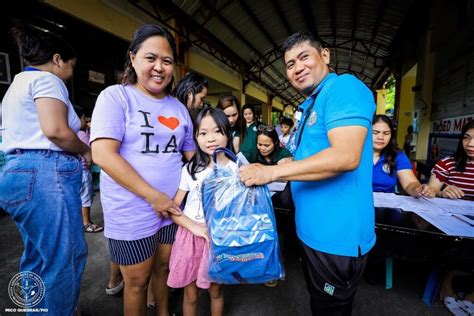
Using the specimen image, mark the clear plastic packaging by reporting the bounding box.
[202,147,285,284]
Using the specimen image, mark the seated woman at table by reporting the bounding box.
[256,126,293,288]
[428,120,474,200]
[256,126,293,165]
[372,115,435,197]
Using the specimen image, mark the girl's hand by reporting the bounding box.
[189,222,209,244]
[438,185,465,199]
[146,191,182,218]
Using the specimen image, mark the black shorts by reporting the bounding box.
[301,241,368,315]
[157,223,178,244]
[109,232,160,266]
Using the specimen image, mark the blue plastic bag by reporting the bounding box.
[202,147,284,284]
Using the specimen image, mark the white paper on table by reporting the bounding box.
[373,192,474,237]
[268,181,287,192]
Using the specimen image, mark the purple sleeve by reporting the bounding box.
[181,111,196,152]
[90,86,125,143]
[77,131,90,146]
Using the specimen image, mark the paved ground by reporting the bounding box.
[0,192,449,315]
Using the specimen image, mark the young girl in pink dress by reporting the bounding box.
[168,107,237,316]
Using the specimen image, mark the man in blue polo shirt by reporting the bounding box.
[240,32,376,315]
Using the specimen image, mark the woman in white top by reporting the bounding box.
[0,25,90,315]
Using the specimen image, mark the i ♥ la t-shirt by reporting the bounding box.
[91,84,195,240]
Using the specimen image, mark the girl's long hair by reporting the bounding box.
[453,120,474,172]
[217,95,244,144]
[373,114,401,174]
[187,107,234,180]
[173,72,208,107]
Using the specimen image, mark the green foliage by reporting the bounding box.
[385,74,396,111]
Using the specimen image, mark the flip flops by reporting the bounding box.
[264,280,278,288]
[444,296,474,316]
[84,223,103,233]
[105,280,124,295]
[462,300,474,315]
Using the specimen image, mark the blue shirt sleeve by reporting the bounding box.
[324,75,375,131]
[395,151,412,172]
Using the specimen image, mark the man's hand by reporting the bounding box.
[240,163,274,186]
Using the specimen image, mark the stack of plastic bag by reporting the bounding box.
[202,147,284,284]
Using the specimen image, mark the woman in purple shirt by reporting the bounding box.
[90,25,195,315]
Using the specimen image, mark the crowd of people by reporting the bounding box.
[0,22,473,316]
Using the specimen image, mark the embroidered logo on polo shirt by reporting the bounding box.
[324,282,335,296]
[308,111,317,126]
[382,163,390,174]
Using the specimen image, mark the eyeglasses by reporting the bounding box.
[463,134,473,143]
[258,125,275,132]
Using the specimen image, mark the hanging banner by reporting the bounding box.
[431,114,473,134]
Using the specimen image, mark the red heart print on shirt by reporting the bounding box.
[158,116,180,130]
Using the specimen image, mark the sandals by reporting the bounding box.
[147,302,156,310]
[105,280,124,295]
[83,223,103,233]
[264,280,278,288]
[444,296,474,316]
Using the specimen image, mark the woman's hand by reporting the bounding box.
[146,191,182,218]
[189,221,209,244]
[438,185,465,199]
[82,151,92,169]
[412,184,436,198]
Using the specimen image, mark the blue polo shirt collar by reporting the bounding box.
[299,73,338,112]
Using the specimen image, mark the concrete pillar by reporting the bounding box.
[414,30,436,160]
[232,90,245,106]
[396,68,416,150]
[261,95,273,125]
[376,89,387,114]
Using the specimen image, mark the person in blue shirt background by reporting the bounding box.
[372,114,434,197]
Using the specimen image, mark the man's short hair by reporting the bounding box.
[281,32,323,55]
[281,117,294,128]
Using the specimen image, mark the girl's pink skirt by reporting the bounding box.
[167,225,211,289]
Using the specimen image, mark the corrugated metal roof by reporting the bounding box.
[133,0,416,106]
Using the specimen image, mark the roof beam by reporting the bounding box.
[201,0,261,55]
[347,0,360,73]
[198,0,234,26]
[199,0,300,103]
[271,0,292,36]
[131,0,247,72]
[239,0,278,49]
[329,0,337,46]
[360,0,387,76]
[370,0,428,88]
[297,0,319,39]
[142,0,300,105]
